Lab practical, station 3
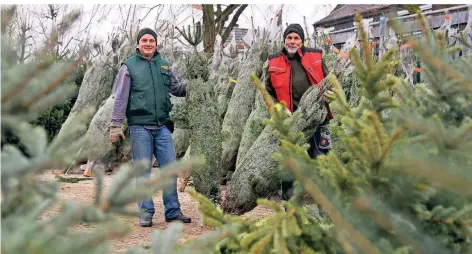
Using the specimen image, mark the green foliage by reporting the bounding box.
[187,77,222,201]
[0,7,209,254]
[32,61,87,141]
[291,13,471,253]
[188,189,341,254]
[2,55,87,157]
[189,12,472,254]
[185,52,211,81]
[171,97,190,129]
[216,60,239,125]
[3,6,472,254]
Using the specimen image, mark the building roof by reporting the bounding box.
[330,4,345,13]
[224,27,249,45]
[314,4,392,27]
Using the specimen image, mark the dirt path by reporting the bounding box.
[38,171,274,253]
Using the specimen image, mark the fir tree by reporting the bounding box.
[183,51,223,201]
[3,6,471,254]
[0,7,221,254]
[192,12,471,254]
[282,13,472,253]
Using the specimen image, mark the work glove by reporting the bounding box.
[272,103,292,118]
[324,90,336,104]
[109,126,125,143]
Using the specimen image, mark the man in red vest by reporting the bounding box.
[265,23,335,202]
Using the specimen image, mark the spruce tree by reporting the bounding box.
[184,52,223,201]
[191,12,471,254]
[3,6,471,254]
[0,7,221,254]
[284,13,472,253]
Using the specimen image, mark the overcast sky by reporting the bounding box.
[84,4,336,44]
[229,4,335,30]
[6,4,336,56]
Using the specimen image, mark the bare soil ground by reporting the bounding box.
[38,170,274,253]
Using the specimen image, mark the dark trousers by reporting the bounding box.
[281,123,331,201]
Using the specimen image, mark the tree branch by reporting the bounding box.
[221,5,247,44]
[215,4,238,24]
[216,4,239,35]
[176,37,190,48]
[141,4,160,22]
[59,36,75,58]
[75,4,101,36]
[176,26,191,44]
[128,5,138,42]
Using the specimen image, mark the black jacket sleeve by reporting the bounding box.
[169,71,187,97]
[322,58,329,77]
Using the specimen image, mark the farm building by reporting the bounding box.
[313,4,471,51]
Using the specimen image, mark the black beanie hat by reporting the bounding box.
[283,23,305,42]
[137,28,157,45]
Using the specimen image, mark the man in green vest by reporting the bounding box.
[109,28,191,227]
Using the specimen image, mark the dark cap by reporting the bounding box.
[137,28,157,45]
[283,23,305,42]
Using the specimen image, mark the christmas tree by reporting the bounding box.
[191,12,471,253]
[0,7,219,254]
[2,6,471,253]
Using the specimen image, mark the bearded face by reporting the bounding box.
[284,32,302,55]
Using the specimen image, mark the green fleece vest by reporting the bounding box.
[123,51,172,126]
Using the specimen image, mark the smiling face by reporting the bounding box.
[138,34,156,58]
[284,32,303,55]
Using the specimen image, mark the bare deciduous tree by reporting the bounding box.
[1,5,36,63]
[202,4,248,54]
[27,4,110,61]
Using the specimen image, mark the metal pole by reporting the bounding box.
[64,145,84,176]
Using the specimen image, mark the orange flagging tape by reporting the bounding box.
[400,43,411,50]
[339,51,349,59]
[331,46,349,59]
[413,67,422,73]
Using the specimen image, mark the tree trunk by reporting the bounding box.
[202,5,216,54]
[220,42,267,182]
[178,145,192,192]
[18,29,27,63]
[219,5,248,44]
[187,77,222,201]
[222,82,329,215]
[172,128,190,159]
[202,4,248,54]
[170,96,190,159]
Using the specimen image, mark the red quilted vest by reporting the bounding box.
[268,47,333,119]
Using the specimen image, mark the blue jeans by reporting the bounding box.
[129,125,181,220]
